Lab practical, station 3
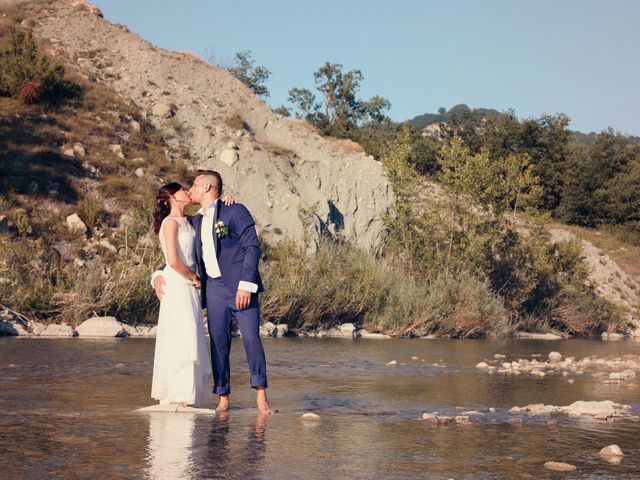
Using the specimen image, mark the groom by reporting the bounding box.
[154,169,274,415]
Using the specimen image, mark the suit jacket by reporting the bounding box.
[193,202,264,307]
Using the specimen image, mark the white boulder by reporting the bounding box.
[219,149,239,167]
[359,329,391,339]
[276,324,289,337]
[260,321,277,337]
[599,444,624,459]
[75,316,128,337]
[548,351,562,362]
[152,102,174,118]
[32,323,76,337]
[73,143,86,157]
[66,213,88,235]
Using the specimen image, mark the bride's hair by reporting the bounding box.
[153,182,183,234]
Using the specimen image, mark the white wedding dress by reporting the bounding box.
[151,217,211,407]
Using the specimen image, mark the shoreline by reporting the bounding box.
[1,316,639,341]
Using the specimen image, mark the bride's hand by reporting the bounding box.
[222,194,235,206]
[192,274,201,289]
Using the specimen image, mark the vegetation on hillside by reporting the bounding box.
[0,7,633,337]
[0,19,189,323]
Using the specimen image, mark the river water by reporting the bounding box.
[1,338,639,479]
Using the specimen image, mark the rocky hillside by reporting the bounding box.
[27,0,392,251]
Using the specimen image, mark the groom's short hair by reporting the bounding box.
[195,169,222,195]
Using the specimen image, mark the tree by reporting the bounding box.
[227,50,271,98]
[273,105,291,117]
[558,130,640,226]
[287,87,319,120]
[287,62,390,134]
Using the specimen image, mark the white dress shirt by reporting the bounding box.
[200,200,222,279]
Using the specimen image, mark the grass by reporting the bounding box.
[225,113,247,131]
[261,238,510,338]
[262,140,295,157]
[555,223,640,282]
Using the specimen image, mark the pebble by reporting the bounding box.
[544,461,576,472]
[386,360,397,366]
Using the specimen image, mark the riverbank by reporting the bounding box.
[2,311,639,341]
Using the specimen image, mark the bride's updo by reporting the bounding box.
[153,182,183,234]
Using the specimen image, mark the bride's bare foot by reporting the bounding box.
[170,401,189,408]
[215,395,230,414]
[256,387,277,415]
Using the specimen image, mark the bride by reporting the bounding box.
[150,182,211,407]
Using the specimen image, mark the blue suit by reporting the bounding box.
[192,202,267,395]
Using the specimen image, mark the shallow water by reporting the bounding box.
[1,338,639,479]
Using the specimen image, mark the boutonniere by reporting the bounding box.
[216,220,229,238]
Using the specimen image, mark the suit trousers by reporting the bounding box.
[205,276,268,395]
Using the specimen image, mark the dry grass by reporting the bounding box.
[557,223,640,281]
[262,140,295,157]
[225,113,246,131]
[330,137,366,154]
[285,117,318,134]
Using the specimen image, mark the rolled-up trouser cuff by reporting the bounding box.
[214,385,230,395]
[250,374,268,389]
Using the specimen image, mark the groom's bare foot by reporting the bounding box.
[256,387,277,415]
[215,395,230,414]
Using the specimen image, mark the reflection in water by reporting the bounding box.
[145,412,268,480]
[194,414,267,479]
[146,413,197,480]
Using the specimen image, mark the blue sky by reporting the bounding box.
[91,0,640,135]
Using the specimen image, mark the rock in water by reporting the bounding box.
[32,323,76,337]
[276,323,288,337]
[548,351,562,362]
[260,321,276,337]
[599,445,624,459]
[76,316,128,337]
[544,461,577,472]
[386,360,397,366]
[300,413,320,421]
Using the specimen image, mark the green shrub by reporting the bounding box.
[79,195,107,229]
[0,29,79,103]
[261,238,508,337]
[11,209,32,236]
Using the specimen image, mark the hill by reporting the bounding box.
[0,0,638,337]
[409,105,640,145]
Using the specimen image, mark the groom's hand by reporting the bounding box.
[236,289,251,310]
[153,276,166,301]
